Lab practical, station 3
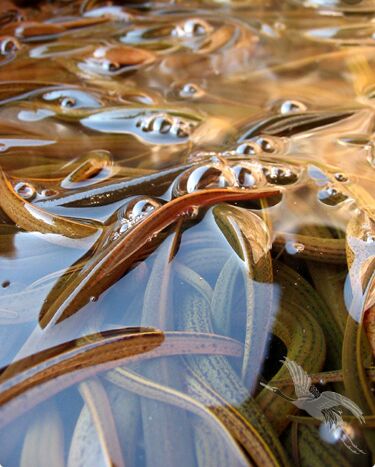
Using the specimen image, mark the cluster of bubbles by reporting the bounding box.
[136,113,195,139]
[174,150,300,196]
[110,196,162,241]
[172,19,213,39]
[236,136,286,156]
[15,181,58,202]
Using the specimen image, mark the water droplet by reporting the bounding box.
[236,142,260,156]
[138,114,173,134]
[231,163,265,188]
[232,165,256,188]
[179,83,204,99]
[127,197,162,220]
[14,182,36,200]
[285,241,305,255]
[136,113,194,139]
[257,136,276,153]
[173,18,213,38]
[362,231,375,244]
[43,89,101,109]
[175,164,234,195]
[59,96,76,109]
[111,196,162,237]
[334,172,348,182]
[318,186,348,206]
[0,36,20,55]
[1,280,10,288]
[279,100,307,114]
[40,188,58,198]
[264,166,298,185]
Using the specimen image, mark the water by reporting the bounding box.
[0,1,374,466]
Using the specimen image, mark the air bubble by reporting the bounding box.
[279,100,307,114]
[127,197,162,219]
[318,186,348,206]
[257,136,276,153]
[362,232,375,244]
[14,182,36,200]
[59,96,77,109]
[334,173,348,182]
[0,36,20,55]
[175,164,234,195]
[40,188,58,198]
[179,83,204,99]
[137,113,194,139]
[138,114,173,134]
[236,142,259,156]
[264,166,298,185]
[173,19,213,38]
[232,165,256,188]
[113,196,162,237]
[285,241,305,255]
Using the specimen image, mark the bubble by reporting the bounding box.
[179,83,204,99]
[318,186,348,206]
[362,231,375,244]
[257,136,277,153]
[235,142,260,156]
[279,100,307,114]
[173,19,213,38]
[40,188,58,198]
[0,36,20,55]
[1,280,10,288]
[114,196,162,236]
[127,197,162,219]
[334,172,348,182]
[136,113,194,139]
[231,163,266,188]
[264,166,298,185]
[175,164,234,195]
[43,89,101,109]
[232,165,256,188]
[285,241,305,255]
[102,60,121,73]
[14,182,36,200]
[90,296,98,302]
[138,114,173,134]
[59,96,76,109]
[187,150,221,163]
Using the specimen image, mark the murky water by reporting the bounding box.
[0,1,374,466]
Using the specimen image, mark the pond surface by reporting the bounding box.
[0,1,374,466]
